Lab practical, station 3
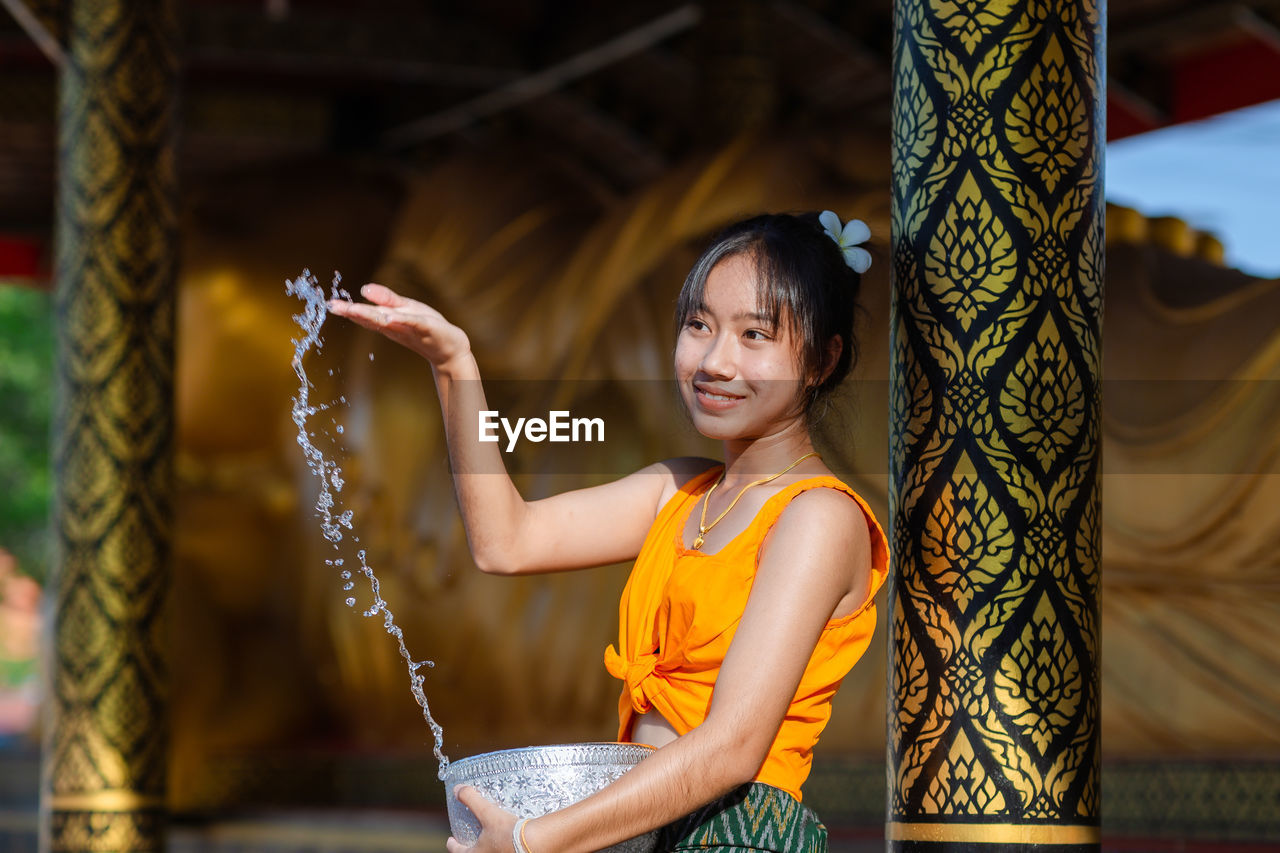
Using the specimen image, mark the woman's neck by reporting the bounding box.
[718,424,817,488]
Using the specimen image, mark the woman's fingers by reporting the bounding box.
[455,784,497,815]
[451,786,519,852]
[325,300,393,330]
[360,282,411,307]
[330,292,442,327]
[324,286,469,366]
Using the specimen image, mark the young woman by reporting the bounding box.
[328,211,889,853]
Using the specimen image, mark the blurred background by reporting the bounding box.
[1,1,1278,851]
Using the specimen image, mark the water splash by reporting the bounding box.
[286,269,450,779]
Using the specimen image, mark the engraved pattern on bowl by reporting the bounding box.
[442,743,658,852]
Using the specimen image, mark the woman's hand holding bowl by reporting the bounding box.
[444,785,520,853]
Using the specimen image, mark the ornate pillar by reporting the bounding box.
[42,0,179,850]
[887,0,1103,849]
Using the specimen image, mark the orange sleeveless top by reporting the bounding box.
[603,466,890,801]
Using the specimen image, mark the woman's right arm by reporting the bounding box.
[433,347,695,574]
[329,284,702,575]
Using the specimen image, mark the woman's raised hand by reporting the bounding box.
[328,283,471,372]
[444,786,519,853]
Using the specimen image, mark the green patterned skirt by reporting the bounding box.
[655,782,828,852]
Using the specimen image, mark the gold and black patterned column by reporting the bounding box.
[888,0,1103,849]
[42,0,178,850]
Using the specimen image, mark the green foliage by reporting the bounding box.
[0,283,53,584]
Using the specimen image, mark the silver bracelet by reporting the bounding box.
[512,818,530,853]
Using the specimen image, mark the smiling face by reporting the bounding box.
[674,252,812,443]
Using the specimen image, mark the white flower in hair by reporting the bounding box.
[819,210,872,273]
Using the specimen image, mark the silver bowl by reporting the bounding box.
[442,742,658,852]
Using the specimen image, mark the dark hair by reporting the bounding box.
[674,211,866,421]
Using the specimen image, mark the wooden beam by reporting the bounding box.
[1107,81,1166,140]
[0,0,64,67]
[381,4,701,150]
[524,91,667,188]
[770,1,891,109]
[1112,0,1270,52]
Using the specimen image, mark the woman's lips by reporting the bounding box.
[694,384,745,411]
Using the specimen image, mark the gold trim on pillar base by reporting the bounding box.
[888,821,1101,845]
[48,792,166,813]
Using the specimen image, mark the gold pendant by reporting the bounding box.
[692,534,704,549]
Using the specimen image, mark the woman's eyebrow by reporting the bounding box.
[690,302,773,325]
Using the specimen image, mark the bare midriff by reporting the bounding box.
[630,708,680,749]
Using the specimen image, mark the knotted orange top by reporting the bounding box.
[604,466,890,801]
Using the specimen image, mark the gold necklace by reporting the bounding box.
[692,451,820,550]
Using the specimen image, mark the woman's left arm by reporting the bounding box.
[447,487,873,853]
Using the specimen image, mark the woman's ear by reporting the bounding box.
[816,335,842,386]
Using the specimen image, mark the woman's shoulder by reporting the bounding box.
[776,481,871,532]
[767,477,889,577]
[751,474,874,554]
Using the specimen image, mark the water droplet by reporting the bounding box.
[340,570,351,579]
[345,597,356,607]
[343,581,354,591]
[336,424,344,435]
[369,352,374,361]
